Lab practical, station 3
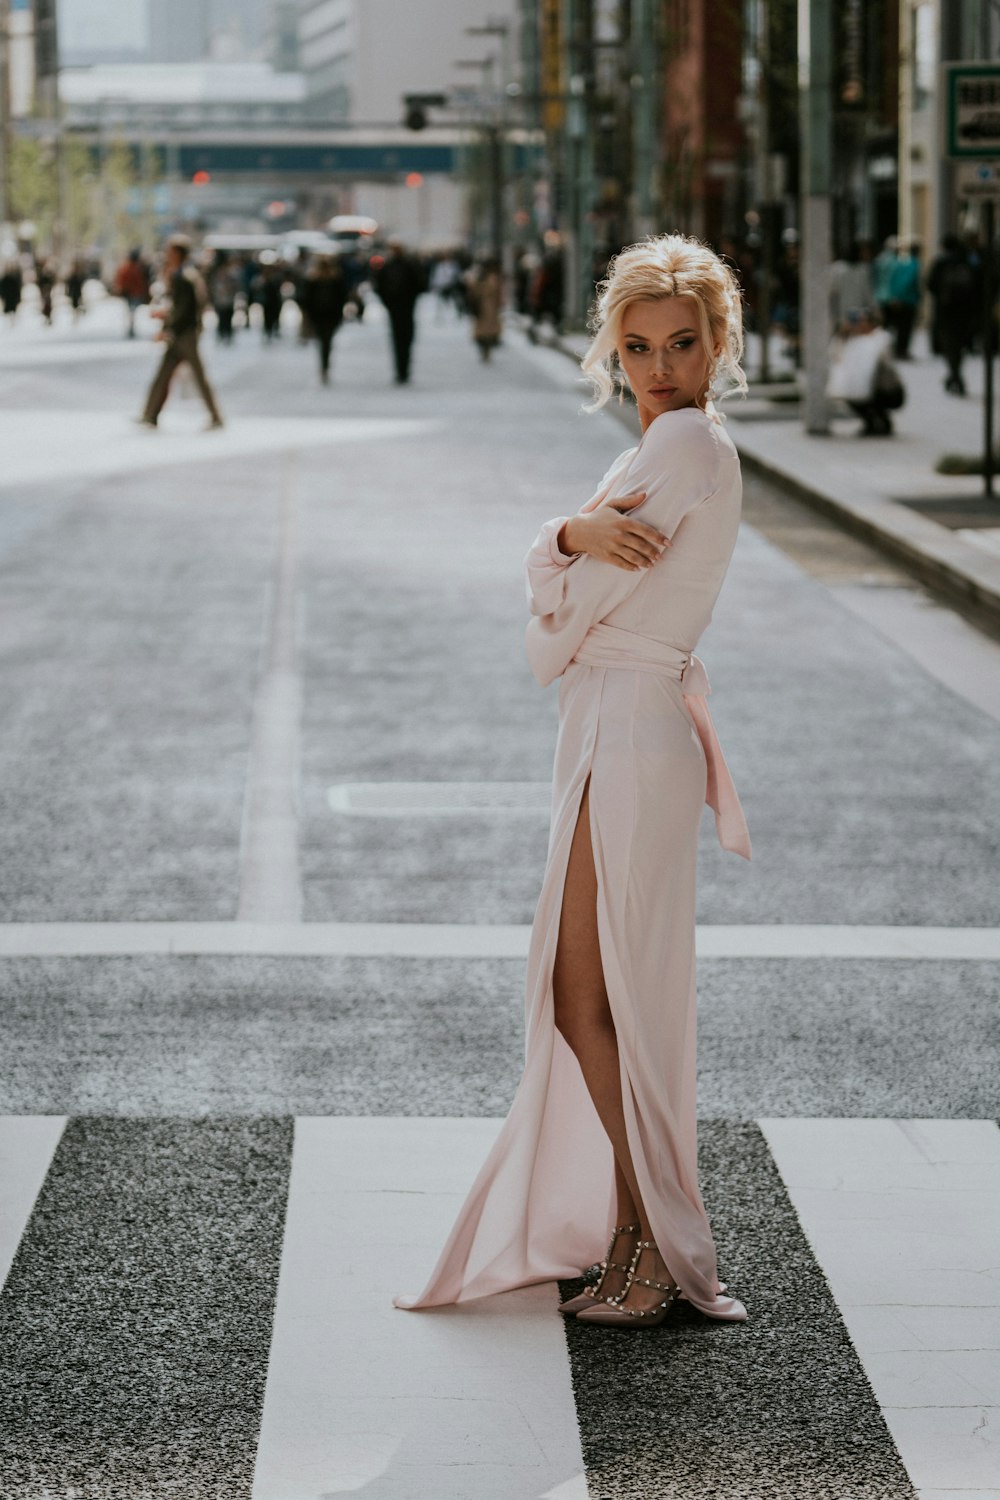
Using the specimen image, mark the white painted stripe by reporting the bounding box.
[252,1118,586,1500]
[0,1117,67,1292]
[327,780,552,815]
[238,458,304,924]
[762,1119,1000,1495]
[0,921,530,958]
[0,922,998,960]
[697,925,1000,960]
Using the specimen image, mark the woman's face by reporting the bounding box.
[616,296,718,429]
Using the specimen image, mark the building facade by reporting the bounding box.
[149,0,211,65]
[296,0,519,243]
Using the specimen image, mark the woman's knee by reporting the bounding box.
[553,985,616,1055]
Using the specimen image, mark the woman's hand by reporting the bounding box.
[559,492,670,572]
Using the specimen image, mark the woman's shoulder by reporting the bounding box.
[640,406,733,465]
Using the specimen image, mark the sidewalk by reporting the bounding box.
[535,322,1000,625]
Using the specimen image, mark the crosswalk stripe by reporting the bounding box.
[762,1118,1000,1497]
[0,921,998,959]
[563,1119,917,1500]
[0,1117,65,1292]
[3,1117,996,1495]
[252,1117,588,1500]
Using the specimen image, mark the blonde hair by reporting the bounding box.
[581,233,747,412]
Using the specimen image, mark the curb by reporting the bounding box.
[730,440,1000,628]
[527,324,1000,630]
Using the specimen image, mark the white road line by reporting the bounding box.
[762,1119,1000,1497]
[0,1117,67,1292]
[327,780,553,815]
[251,1118,587,1500]
[0,922,999,960]
[237,455,304,923]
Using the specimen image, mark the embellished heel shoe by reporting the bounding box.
[558,1223,640,1315]
[575,1240,680,1328]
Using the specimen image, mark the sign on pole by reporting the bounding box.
[944,62,1000,159]
[957,161,1000,198]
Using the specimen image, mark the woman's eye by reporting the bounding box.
[625,343,647,353]
[674,339,694,350]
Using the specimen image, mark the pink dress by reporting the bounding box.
[396,406,751,1321]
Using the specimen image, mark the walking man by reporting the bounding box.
[928,234,978,396]
[139,235,223,429]
[299,254,349,383]
[373,237,425,384]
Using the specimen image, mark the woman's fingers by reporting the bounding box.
[618,524,668,562]
[624,519,669,548]
[614,543,659,569]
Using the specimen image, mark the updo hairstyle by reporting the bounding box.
[581,233,747,411]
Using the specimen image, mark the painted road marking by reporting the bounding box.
[0,922,998,960]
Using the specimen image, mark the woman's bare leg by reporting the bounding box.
[553,779,676,1311]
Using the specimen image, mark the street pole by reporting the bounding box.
[488,121,503,262]
[0,0,11,230]
[798,0,833,433]
[981,0,996,501]
[754,0,772,384]
[984,197,995,499]
[631,0,657,240]
[466,24,512,269]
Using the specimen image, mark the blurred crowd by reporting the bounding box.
[0,221,990,439]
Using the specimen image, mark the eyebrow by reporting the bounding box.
[623,328,697,338]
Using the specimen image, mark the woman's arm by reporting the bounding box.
[524,412,723,686]
[524,492,658,619]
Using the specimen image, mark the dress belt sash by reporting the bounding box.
[572,622,752,860]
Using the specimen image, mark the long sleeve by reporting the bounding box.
[524,409,723,687]
[524,446,636,619]
[524,517,579,618]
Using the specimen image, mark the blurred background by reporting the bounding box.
[0,0,993,330]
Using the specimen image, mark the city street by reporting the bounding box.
[1,294,999,1499]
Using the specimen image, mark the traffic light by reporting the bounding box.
[403,93,447,131]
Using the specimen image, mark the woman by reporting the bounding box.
[469,257,503,361]
[396,234,751,1327]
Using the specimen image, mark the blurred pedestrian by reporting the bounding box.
[66,258,87,320]
[887,241,921,359]
[138,234,223,430]
[468,257,503,362]
[531,248,564,333]
[36,260,57,324]
[255,257,285,341]
[113,249,150,339]
[373,237,425,384]
[0,260,22,321]
[299,254,349,384]
[826,308,903,435]
[830,241,874,328]
[514,249,538,317]
[208,255,240,344]
[872,235,898,333]
[773,233,801,364]
[341,250,367,321]
[927,233,978,396]
[430,251,462,320]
